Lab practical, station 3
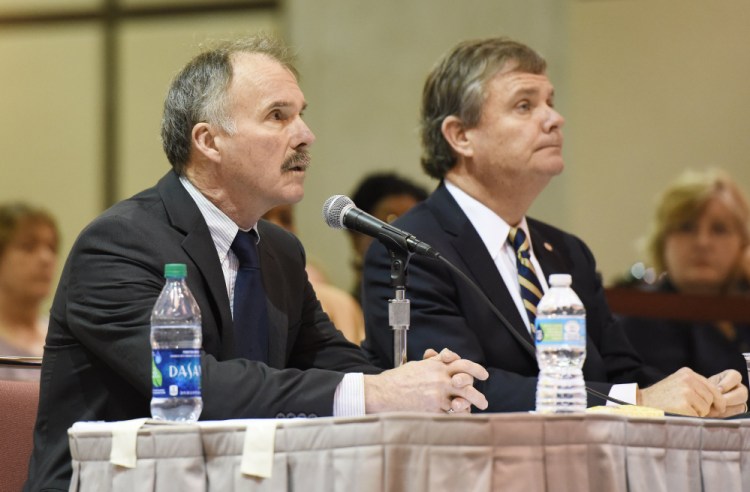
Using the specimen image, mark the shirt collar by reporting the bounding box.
[179,176,259,262]
[444,179,533,258]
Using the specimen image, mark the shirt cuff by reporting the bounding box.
[608,383,637,406]
[332,372,366,417]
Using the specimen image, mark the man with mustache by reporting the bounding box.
[25,35,489,491]
[361,37,748,417]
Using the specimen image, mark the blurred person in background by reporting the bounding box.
[348,173,428,300]
[0,202,59,380]
[263,204,365,343]
[743,246,750,289]
[621,168,750,394]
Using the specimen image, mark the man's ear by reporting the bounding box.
[441,115,473,158]
[192,122,221,163]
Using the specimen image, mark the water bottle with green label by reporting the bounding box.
[534,273,587,413]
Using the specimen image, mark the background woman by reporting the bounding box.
[620,169,750,391]
[0,202,58,380]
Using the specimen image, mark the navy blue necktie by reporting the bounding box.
[231,230,269,363]
[508,227,544,334]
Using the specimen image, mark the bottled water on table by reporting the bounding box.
[150,263,203,421]
[534,273,587,414]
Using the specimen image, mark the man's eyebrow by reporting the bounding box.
[510,86,540,98]
[509,86,555,100]
[264,101,308,112]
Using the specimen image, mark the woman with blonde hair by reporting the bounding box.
[646,168,749,294]
[0,202,59,380]
[621,169,750,392]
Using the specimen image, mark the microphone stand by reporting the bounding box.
[387,247,410,368]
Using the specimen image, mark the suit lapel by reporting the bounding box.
[257,242,288,368]
[429,185,536,354]
[528,221,569,278]
[157,172,235,357]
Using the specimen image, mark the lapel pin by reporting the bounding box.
[544,242,553,252]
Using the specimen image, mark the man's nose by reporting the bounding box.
[293,118,316,149]
[544,106,565,132]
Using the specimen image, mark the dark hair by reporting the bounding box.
[161,34,297,175]
[420,37,547,179]
[0,202,58,257]
[351,173,429,214]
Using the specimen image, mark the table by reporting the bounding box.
[68,412,750,492]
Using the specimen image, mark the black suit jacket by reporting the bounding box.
[362,182,661,412]
[26,171,377,491]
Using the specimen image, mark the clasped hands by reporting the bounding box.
[638,367,748,418]
[364,348,489,415]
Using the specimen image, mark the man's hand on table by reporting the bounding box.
[706,369,748,418]
[637,366,748,418]
[363,348,489,415]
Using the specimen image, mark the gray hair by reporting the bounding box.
[161,34,297,174]
[420,37,547,179]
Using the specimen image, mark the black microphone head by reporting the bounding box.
[322,195,355,229]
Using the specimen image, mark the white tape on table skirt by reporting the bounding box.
[110,418,149,468]
[240,420,278,478]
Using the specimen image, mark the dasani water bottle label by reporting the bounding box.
[152,348,202,398]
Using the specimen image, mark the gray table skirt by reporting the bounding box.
[67,412,750,492]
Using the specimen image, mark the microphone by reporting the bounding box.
[322,195,440,259]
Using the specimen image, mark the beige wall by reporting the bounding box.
[2,0,749,304]
[566,0,750,283]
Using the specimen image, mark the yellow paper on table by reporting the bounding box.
[586,405,665,418]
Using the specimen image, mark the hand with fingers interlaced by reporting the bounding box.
[363,348,489,414]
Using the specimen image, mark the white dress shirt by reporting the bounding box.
[444,180,635,405]
[180,177,365,416]
[443,181,548,333]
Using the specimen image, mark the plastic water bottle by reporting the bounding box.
[150,263,203,421]
[534,273,587,413]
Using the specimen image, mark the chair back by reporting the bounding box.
[0,376,40,492]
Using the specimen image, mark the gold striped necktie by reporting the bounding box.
[508,227,544,334]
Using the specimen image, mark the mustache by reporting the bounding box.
[281,151,311,172]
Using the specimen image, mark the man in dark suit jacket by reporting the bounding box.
[25,35,488,491]
[363,183,663,411]
[361,37,747,417]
